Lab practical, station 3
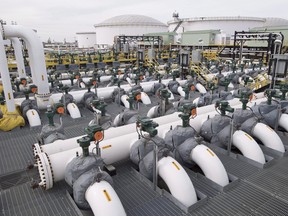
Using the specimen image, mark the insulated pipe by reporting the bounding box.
[66,103,81,119]
[232,130,265,164]
[14,78,186,107]
[33,96,267,157]
[4,25,49,94]
[10,37,26,78]
[0,28,15,112]
[157,156,197,207]
[26,109,41,127]
[85,181,126,216]
[190,144,229,187]
[279,114,288,132]
[252,123,285,152]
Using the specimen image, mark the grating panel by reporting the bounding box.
[127,196,185,216]
[0,181,81,216]
[190,182,272,216]
[251,197,288,216]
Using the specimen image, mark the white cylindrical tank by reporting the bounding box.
[94,15,168,45]
[76,32,96,48]
[168,16,265,36]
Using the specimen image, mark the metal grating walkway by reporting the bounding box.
[0,181,81,216]
[112,162,187,216]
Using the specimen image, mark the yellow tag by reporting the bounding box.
[42,75,44,81]
[245,133,253,140]
[172,161,180,170]
[207,149,215,157]
[8,93,11,100]
[32,111,35,115]
[102,145,112,150]
[103,190,111,202]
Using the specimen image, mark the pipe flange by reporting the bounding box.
[32,143,43,161]
[36,152,53,190]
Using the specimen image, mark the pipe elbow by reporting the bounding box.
[190,144,229,186]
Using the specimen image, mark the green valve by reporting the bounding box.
[45,103,65,126]
[178,103,197,127]
[77,136,91,157]
[215,100,234,116]
[239,90,252,110]
[91,99,107,116]
[137,117,159,137]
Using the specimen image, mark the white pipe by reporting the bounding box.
[10,37,26,78]
[85,181,126,216]
[279,114,288,132]
[120,95,130,108]
[252,123,285,152]
[34,96,267,157]
[67,103,81,119]
[140,92,152,104]
[26,109,41,127]
[0,28,15,112]
[4,25,49,95]
[157,156,197,207]
[195,83,207,94]
[190,144,229,187]
[232,130,265,164]
[177,86,185,97]
[14,78,184,107]
[147,106,158,118]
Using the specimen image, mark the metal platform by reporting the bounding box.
[1,100,288,216]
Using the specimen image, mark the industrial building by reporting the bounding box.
[76,32,96,49]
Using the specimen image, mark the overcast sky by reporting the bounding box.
[1,0,288,42]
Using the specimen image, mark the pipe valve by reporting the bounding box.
[178,103,197,127]
[136,117,159,137]
[215,100,234,116]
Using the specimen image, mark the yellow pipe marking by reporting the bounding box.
[103,190,111,202]
[245,133,253,140]
[102,145,112,150]
[42,75,44,81]
[266,125,273,132]
[8,93,11,100]
[206,148,215,157]
[32,111,35,115]
[172,161,180,170]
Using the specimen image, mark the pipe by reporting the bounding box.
[232,130,265,164]
[252,123,285,152]
[85,181,126,216]
[26,109,41,127]
[157,156,197,207]
[190,144,229,187]
[14,78,186,108]
[10,37,26,78]
[177,86,185,97]
[140,92,152,104]
[279,113,288,132]
[33,96,267,157]
[4,25,49,95]
[147,106,158,118]
[67,103,81,119]
[0,27,15,112]
[195,83,207,94]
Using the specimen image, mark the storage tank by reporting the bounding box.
[76,32,96,48]
[94,14,168,46]
[168,16,266,35]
